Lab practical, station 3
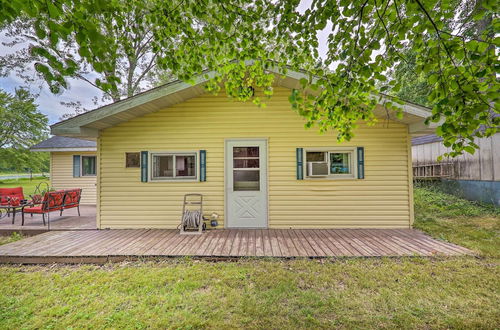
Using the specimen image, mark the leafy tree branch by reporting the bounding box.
[0,0,497,157]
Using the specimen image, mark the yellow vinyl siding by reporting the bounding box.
[50,151,97,204]
[99,87,411,229]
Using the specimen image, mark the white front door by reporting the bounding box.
[225,139,268,228]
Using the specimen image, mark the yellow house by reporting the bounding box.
[51,69,436,229]
[31,136,97,204]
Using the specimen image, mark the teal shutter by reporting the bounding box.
[296,148,304,180]
[73,155,81,177]
[199,150,206,182]
[357,147,365,179]
[141,151,148,182]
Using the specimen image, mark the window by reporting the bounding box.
[330,153,351,174]
[233,146,260,191]
[81,156,96,176]
[125,152,140,168]
[151,153,197,180]
[305,148,356,179]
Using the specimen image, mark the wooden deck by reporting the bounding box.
[0,228,472,264]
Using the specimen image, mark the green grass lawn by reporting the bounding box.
[0,233,23,246]
[0,187,498,329]
[0,177,50,198]
[414,186,500,258]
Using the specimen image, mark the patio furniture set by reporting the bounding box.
[0,185,82,228]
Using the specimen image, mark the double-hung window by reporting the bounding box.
[151,152,197,181]
[305,148,357,179]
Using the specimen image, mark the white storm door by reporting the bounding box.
[225,139,268,228]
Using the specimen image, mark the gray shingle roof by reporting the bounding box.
[411,134,442,146]
[31,136,96,150]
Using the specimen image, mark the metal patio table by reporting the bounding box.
[0,202,33,224]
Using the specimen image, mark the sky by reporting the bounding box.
[0,73,103,124]
[0,27,104,124]
[0,1,329,126]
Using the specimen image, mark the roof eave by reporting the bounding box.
[51,67,435,138]
[30,147,97,152]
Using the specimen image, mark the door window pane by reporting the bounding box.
[330,153,351,174]
[153,155,173,178]
[233,170,260,191]
[82,156,96,176]
[233,147,259,157]
[233,159,259,168]
[175,155,196,177]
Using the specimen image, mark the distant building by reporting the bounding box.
[31,136,97,204]
[412,133,500,205]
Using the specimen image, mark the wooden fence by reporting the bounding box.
[412,133,500,181]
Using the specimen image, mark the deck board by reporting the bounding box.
[262,230,273,256]
[145,230,178,255]
[314,230,339,257]
[328,230,364,256]
[289,230,308,257]
[0,228,473,264]
[255,230,264,256]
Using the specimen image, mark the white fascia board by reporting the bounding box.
[51,71,218,133]
[30,148,97,152]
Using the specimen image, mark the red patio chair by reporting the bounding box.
[0,187,25,221]
[0,187,24,205]
[61,188,82,216]
[29,181,50,206]
[22,190,65,227]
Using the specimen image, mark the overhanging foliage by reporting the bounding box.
[0,0,498,157]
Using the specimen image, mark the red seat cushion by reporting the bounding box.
[64,189,81,206]
[9,197,20,206]
[24,205,62,213]
[23,206,44,213]
[23,191,65,213]
[30,194,43,204]
[47,191,65,209]
[0,187,24,204]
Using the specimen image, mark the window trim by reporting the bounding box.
[81,155,97,177]
[303,147,357,180]
[149,151,198,182]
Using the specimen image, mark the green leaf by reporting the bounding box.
[46,2,61,19]
[464,146,476,154]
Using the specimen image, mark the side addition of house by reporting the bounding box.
[31,136,97,205]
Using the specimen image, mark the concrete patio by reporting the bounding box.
[0,204,96,235]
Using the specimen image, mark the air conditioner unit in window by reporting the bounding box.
[307,162,329,177]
